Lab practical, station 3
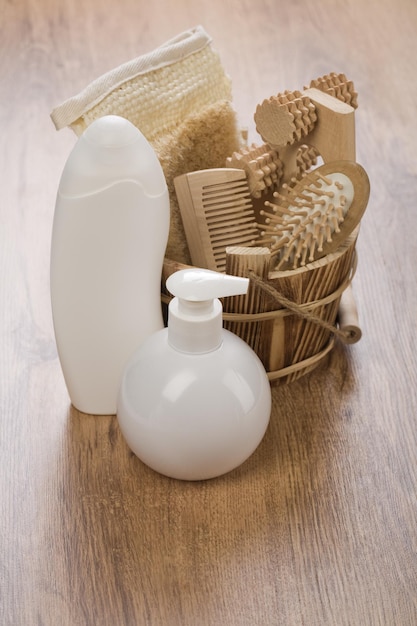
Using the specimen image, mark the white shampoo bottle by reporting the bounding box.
[50,115,170,415]
[117,268,272,480]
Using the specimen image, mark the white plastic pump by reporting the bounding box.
[50,115,170,415]
[117,268,272,481]
[166,268,250,354]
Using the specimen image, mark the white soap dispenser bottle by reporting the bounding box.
[50,115,170,415]
[117,268,272,480]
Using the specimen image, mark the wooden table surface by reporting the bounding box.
[1,0,416,624]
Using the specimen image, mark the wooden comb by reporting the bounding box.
[257,160,370,271]
[174,168,260,272]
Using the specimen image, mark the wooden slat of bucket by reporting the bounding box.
[162,228,358,384]
[267,230,357,382]
[224,246,271,355]
[297,244,355,367]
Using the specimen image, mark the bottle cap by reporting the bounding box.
[58,115,167,198]
[166,268,249,354]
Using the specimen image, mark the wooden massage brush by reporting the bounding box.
[225,143,284,198]
[223,73,355,199]
[226,142,319,199]
[307,72,358,108]
[255,89,318,149]
[254,73,358,181]
[173,168,260,272]
[257,160,370,271]
[255,73,357,146]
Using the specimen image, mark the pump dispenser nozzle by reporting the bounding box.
[166,268,249,354]
[166,268,249,301]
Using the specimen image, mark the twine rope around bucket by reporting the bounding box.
[162,255,357,343]
[246,269,353,343]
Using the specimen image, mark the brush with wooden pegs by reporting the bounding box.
[225,143,284,198]
[256,160,370,271]
[254,73,358,184]
[225,141,319,199]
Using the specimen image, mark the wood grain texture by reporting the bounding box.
[1,0,416,625]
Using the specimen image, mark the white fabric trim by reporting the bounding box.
[51,26,212,130]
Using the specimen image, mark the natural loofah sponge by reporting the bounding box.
[51,26,241,264]
[154,100,241,263]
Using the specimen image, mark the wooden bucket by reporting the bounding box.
[162,228,358,385]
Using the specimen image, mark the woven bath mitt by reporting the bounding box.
[51,26,233,139]
[51,26,241,264]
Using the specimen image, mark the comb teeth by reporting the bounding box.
[226,143,284,198]
[307,73,358,109]
[258,168,354,270]
[174,169,260,273]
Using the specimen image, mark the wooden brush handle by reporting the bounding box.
[337,284,362,344]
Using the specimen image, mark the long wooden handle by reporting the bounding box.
[337,284,362,344]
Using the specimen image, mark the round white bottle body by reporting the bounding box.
[117,268,271,480]
[117,328,271,480]
[50,115,170,415]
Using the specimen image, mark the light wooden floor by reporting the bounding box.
[1,0,416,624]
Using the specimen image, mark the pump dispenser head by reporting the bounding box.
[166,268,249,354]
